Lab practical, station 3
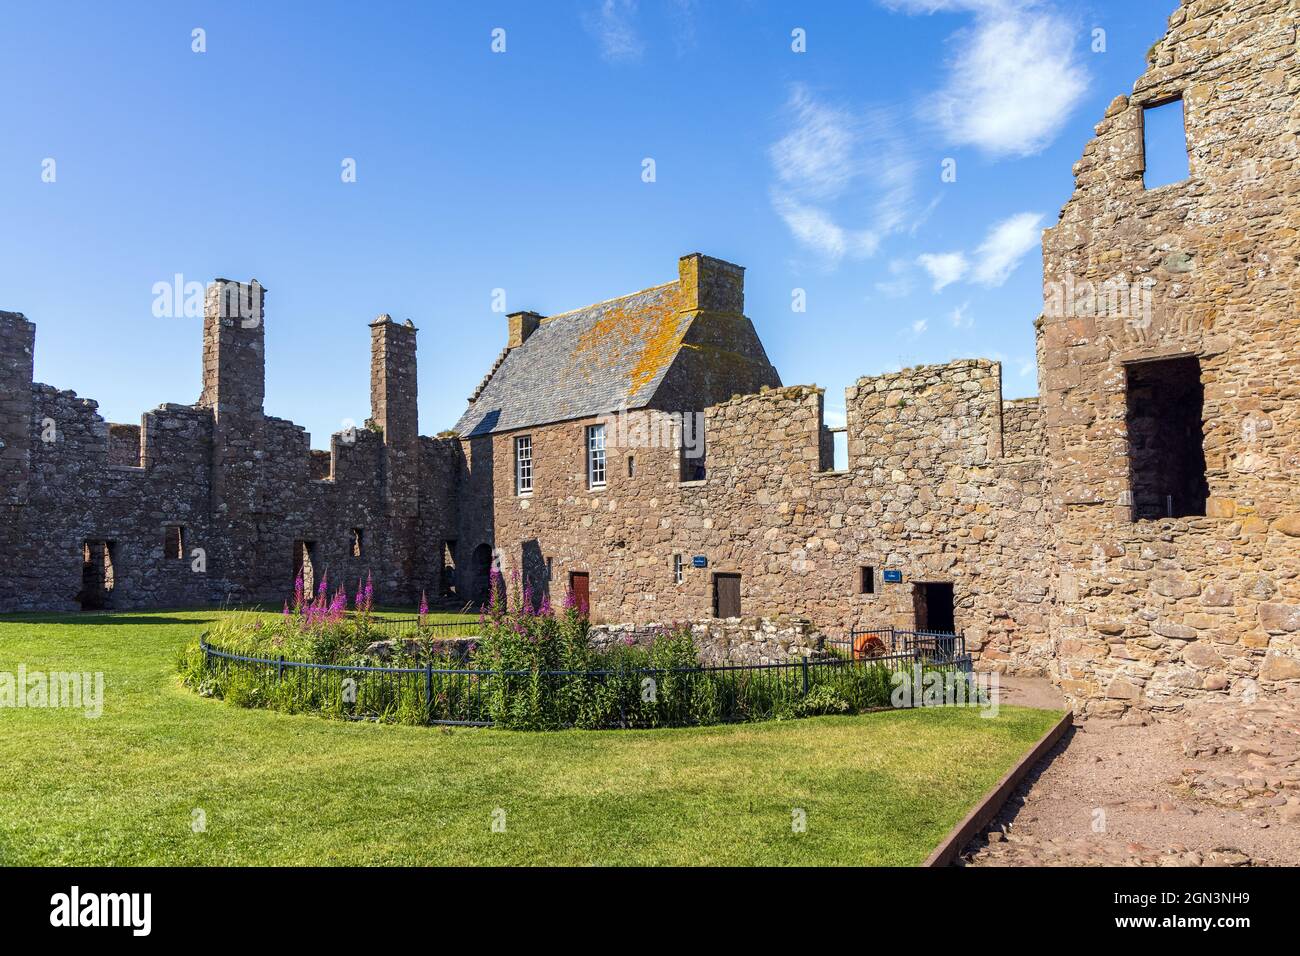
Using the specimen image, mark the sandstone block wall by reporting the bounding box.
[1041,0,1300,714]
[469,359,1053,675]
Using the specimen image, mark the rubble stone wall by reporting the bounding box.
[1040,0,1300,715]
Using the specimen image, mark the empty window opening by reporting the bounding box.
[350,528,364,558]
[673,554,684,585]
[914,582,955,634]
[713,572,741,619]
[80,540,116,611]
[1142,97,1190,190]
[293,540,317,596]
[831,429,849,471]
[441,540,458,599]
[1126,357,1208,520]
[858,566,875,595]
[587,424,606,488]
[680,416,706,482]
[627,455,636,478]
[515,435,533,495]
[164,525,185,561]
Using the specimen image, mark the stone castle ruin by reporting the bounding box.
[1,0,1297,716]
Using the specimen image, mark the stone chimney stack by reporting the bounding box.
[678,253,745,315]
[369,314,421,603]
[0,311,35,506]
[369,315,419,448]
[199,278,266,419]
[507,311,542,349]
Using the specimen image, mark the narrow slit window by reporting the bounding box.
[351,528,363,558]
[1142,97,1190,190]
[164,525,185,561]
[515,435,532,495]
[673,554,683,585]
[627,455,636,478]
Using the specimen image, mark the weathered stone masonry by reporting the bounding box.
[1,1,1296,717]
[0,281,459,611]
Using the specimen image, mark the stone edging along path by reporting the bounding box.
[922,710,1074,867]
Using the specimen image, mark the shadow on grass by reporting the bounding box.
[0,613,219,627]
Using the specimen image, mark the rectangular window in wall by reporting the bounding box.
[1125,357,1208,520]
[587,424,606,488]
[164,525,185,561]
[1142,97,1190,190]
[515,434,533,495]
[673,554,683,585]
[859,566,874,595]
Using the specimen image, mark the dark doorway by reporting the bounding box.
[713,572,741,619]
[471,543,494,607]
[568,571,590,614]
[914,582,955,634]
[521,540,547,611]
[80,540,116,610]
[1125,357,1208,519]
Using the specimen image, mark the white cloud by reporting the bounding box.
[949,301,973,328]
[916,251,969,291]
[772,197,880,262]
[768,85,919,267]
[886,0,1088,157]
[916,211,1041,292]
[910,318,929,338]
[874,258,914,298]
[971,211,1043,285]
[585,0,644,62]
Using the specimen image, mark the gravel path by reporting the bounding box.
[961,684,1300,867]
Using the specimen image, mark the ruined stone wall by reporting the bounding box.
[1041,0,1300,714]
[0,286,457,612]
[465,359,1052,674]
[1002,398,1045,460]
[590,617,827,665]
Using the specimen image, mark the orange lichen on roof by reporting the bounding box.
[570,283,689,398]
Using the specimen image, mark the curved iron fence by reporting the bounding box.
[197,636,975,729]
[355,616,480,640]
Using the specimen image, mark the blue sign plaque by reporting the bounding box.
[882,569,903,584]
[692,555,708,569]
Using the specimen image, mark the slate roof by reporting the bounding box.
[455,281,692,438]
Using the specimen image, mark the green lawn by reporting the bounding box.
[0,611,1061,866]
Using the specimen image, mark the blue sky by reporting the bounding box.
[0,0,1175,443]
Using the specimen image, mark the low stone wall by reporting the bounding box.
[589,617,827,665]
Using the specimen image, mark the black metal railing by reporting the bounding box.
[198,637,975,729]
[353,616,480,640]
[829,627,967,664]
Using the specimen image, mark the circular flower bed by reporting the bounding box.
[180,571,933,730]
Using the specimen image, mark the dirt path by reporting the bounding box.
[963,684,1300,866]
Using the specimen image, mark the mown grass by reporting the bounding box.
[0,611,1061,866]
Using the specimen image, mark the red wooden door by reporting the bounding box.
[569,572,590,614]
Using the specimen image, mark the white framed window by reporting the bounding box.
[587,424,606,488]
[673,554,683,585]
[515,435,533,495]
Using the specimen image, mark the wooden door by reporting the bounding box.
[713,573,741,618]
[569,571,590,614]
